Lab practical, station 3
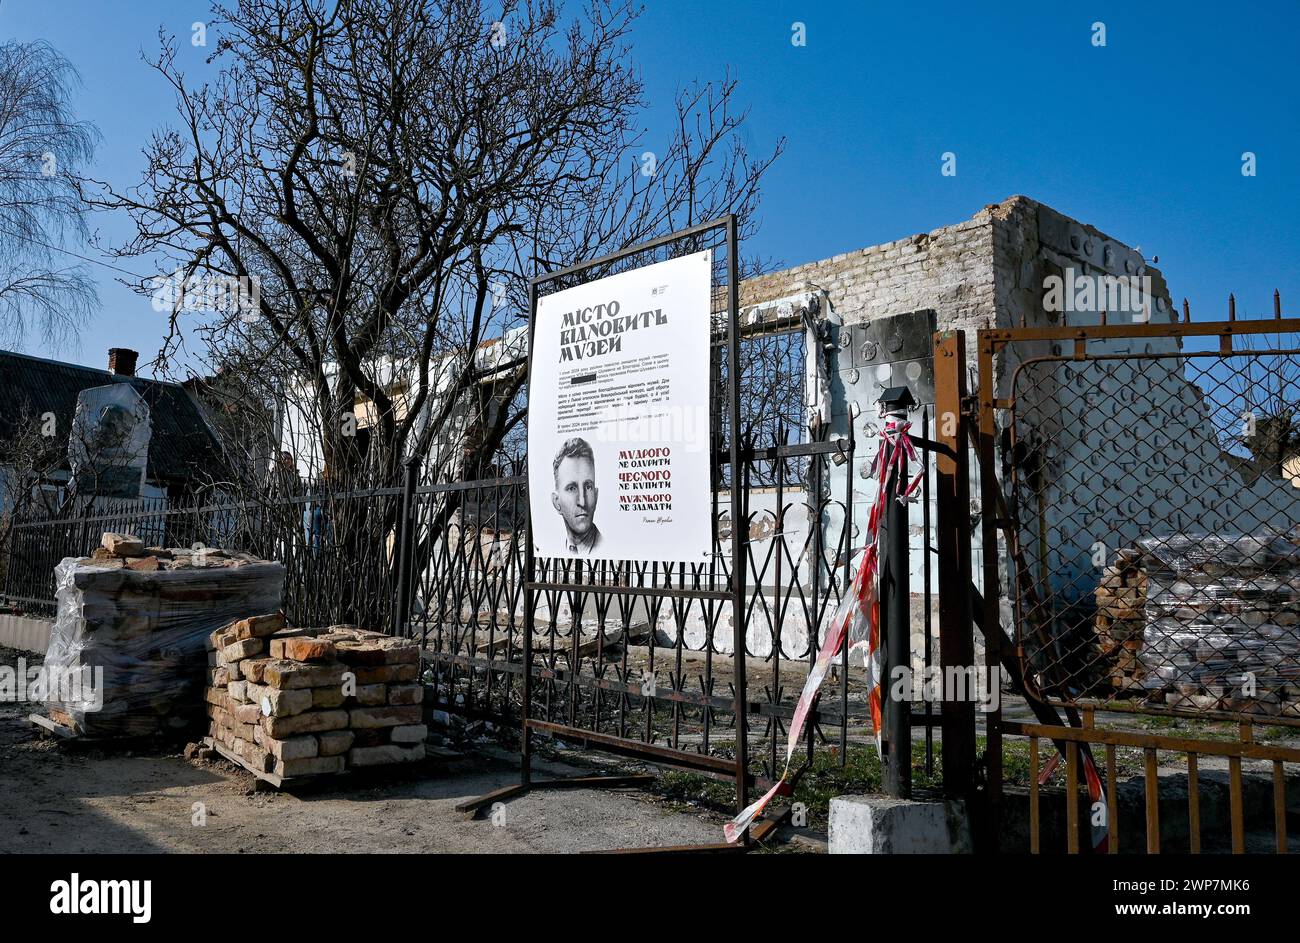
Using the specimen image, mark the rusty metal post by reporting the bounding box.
[934,331,977,801]
[976,333,1004,825]
[878,385,915,799]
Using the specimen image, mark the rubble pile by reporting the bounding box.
[205,618,426,782]
[41,533,285,738]
[1134,534,1300,716]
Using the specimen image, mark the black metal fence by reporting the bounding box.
[3,218,959,822]
[3,374,951,805]
[4,486,404,631]
[404,428,906,781]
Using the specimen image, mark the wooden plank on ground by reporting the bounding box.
[28,713,76,739]
[454,782,529,816]
[208,737,288,788]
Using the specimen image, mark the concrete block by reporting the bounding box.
[829,796,971,854]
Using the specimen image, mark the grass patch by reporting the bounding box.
[647,741,943,830]
[1129,714,1300,744]
[646,735,1160,833]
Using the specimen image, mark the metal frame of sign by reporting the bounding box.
[517,215,748,815]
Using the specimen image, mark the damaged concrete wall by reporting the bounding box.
[723,204,1004,659]
[648,204,1006,660]
[992,198,1300,611]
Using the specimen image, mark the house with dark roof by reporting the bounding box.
[0,346,229,505]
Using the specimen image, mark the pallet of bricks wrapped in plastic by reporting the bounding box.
[204,617,426,784]
[1135,533,1300,717]
[37,533,285,739]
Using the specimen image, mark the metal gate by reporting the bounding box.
[976,307,1300,852]
[398,222,967,832]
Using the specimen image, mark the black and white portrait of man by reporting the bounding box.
[551,436,601,555]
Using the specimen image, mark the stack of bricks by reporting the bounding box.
[204,615,425,781]
[1094,549,1148,692]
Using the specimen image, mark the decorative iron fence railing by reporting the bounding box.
[3,487,403,631]
[3,342,959,843]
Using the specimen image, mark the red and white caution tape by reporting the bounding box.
[723,414,1112,851]
[1042,743,1109,852]
[725,413,921,843]
[1083,752,1109,853]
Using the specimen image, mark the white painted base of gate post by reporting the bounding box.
[829,795,973,854]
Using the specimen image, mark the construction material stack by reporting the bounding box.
[204,620,426,782]
[1136,533,1300,716]
[39,533,284,738]
[1094,548,1148,691]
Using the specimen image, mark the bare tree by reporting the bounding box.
[1217,330,1300,481]
[90,0,779,485]
[87,0,780,625]
[0,40,99,349]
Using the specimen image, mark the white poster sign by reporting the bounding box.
[528,249,714,563]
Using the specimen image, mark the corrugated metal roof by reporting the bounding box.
[0,349,228,487]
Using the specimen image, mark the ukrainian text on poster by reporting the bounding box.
[527,250,713,562]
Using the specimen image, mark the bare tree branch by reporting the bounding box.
[0,40,99,349]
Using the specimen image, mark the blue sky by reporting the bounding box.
[2,0,1297,374]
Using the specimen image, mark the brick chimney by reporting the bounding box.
[108,348,138,377]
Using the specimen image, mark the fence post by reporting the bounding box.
[724,214,749,822]
[976,330,1004,839]
[393,459,418,638]
[879,385,915,799]
[934,331,977,802]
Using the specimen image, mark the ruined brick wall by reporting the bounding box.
[719,200,1013,661]
[739,205,996,336]
[987,199,1300,613]
[709,195,1300,664]
[659,198,1030,660]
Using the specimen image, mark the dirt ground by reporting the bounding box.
[0,646,728,854]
